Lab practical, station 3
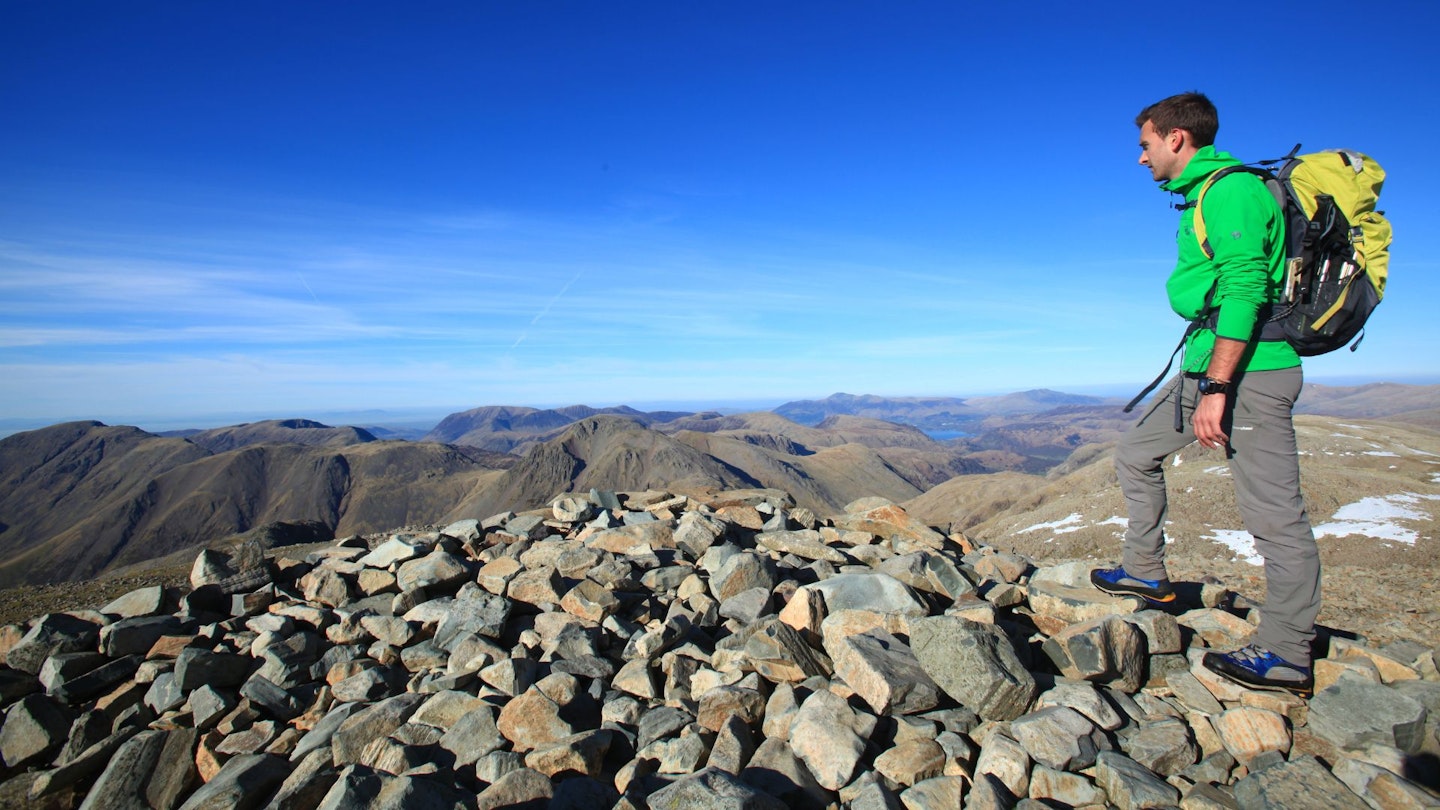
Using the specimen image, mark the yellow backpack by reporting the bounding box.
[1194,147,1392,355]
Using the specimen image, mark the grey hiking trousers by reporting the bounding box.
[1115,366,1320,665]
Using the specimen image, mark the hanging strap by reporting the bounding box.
[1125,282,1217,417]
[1124,329,1185,414]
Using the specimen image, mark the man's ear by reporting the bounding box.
[1165,127,1188,153]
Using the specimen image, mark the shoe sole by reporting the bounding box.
[1203,657,1314,698]
[1090,578,1176,604]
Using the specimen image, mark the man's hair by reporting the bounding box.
[1135,92,1218,147]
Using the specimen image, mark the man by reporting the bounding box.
[1090,92,1319,696]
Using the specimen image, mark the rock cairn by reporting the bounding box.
[1,488,1437,809]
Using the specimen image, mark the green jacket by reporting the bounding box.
[1162,145,1300,373]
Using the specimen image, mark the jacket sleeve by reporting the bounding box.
[1202,175,1278,342]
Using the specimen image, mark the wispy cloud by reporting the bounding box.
[0,189,1199,422]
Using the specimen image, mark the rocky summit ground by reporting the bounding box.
[0,488,1437,809]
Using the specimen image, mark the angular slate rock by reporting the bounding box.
[266,747,340,810]
[1095,750,1181,810]
[290,703,360,764]
[648,766,787,810]
[524,728,613,777]
[1233,754,1369,809]
[175,753,290,810]
[496,687,576,751]
[1331,756,1440,810]
[432,590,512,648]
[7,614,101,675]
[26,727,141,802]
[146,727,200,810]
[174,648,251,691]
[712,552,777,602]
[789,689,865,790]
[706,713,758,775]
[872,739,945,788]
[474,766,553,810]
[974,730,1031,798]
[740,737,829,810]
[743,619,831,683]
[331,693,424,765]
[898,775,969,810]
[1,694,72,769]
[909,616,1036,721]
[1122,716,1198,776]
[809,572,929,616]
[77,729,166,810]
[1010,705,1104,771]
[315,766,472,810]
[101,586,170,619]
[823,628,941,716]
[1042,615,1147,693]
[1309,678,1429,753]
[549,777,620,810]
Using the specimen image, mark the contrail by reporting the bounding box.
[295,270,321,304]
[511,269,583,349]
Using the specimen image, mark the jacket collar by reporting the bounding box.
[1162,145,1242,201]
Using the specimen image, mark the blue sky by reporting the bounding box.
[3,1,1437,430]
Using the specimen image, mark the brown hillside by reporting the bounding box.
[0,422,212,584]
[937,416,1440,646]
[424,404,673,451]
[0,423,511,587]
[184,418,377,452]
[672,431,925,515]
[455,416,757,518]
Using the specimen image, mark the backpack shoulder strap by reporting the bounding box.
[1193,165,1272,260]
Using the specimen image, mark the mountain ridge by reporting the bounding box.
[2,383,1435,589]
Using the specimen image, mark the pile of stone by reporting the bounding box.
[1,488,1437,809]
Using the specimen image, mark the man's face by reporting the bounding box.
[1137,120,1180,182]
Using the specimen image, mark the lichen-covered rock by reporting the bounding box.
[910,616,1036,721]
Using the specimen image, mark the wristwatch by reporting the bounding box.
[1197,377,1231,396]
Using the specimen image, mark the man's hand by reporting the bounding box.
[1193,391,1229,449]
[1195,335,1245,450]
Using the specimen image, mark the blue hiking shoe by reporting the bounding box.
[1089,566,1176,603]
[1203,644,1314,697]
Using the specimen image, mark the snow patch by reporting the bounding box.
[1313,493,1440,546]
[1363,451,1399,457]
[1208,529,1262,565]
[1017,513,1084,535]
[1098,516,1128,527]
[1203,465,1230,476]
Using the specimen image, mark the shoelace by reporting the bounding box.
[1228,644,1275,667]
[1232,642,1290,668]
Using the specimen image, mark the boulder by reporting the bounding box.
[909,616,1036,720]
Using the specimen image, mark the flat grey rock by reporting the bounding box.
[176,753,290,810]
[649,766,787,810]
[76,729,166,810]
[1,694,72,769]
[909,616,1036,721]
[1309,678,1430,753]
[1093,750,1180,810]
[1011,705,1105,771]
[1232,754,1369,809]
[824,628,941,716]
